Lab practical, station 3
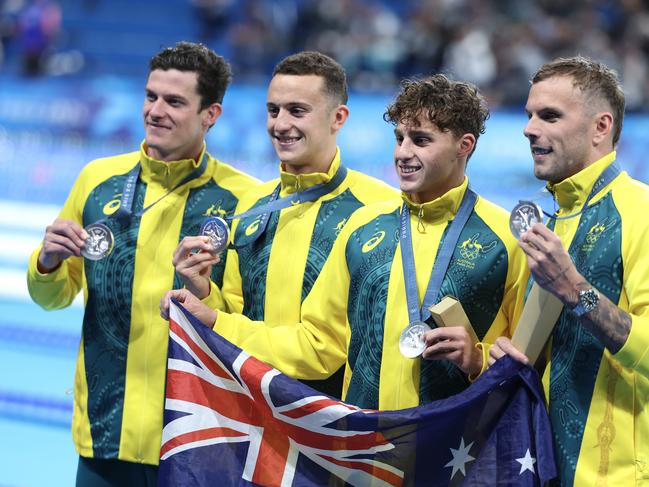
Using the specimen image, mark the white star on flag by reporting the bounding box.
[516,448,536,474]
[445,437,475,479]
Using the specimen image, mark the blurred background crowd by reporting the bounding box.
[2,0,649,109]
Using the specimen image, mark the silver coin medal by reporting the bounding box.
[509,200,543,239]
[81,222,115,261]
[200,217,230,253]
[398,320,432,358]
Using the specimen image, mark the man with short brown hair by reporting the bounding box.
[490,56,649,486]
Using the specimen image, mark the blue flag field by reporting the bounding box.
[158,300,557,486]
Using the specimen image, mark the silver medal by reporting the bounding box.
[509,200,543,239]
[200,217,230,253]
[81,222,114,261]
[399,320,431,358]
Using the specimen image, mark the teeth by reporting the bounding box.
[277,136,300,143]
[400,166,421,174]
[532,147,552,155]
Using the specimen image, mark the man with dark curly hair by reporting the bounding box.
[163,74,528,411]
[27,42,258,485]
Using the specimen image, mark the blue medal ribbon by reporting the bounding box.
[114,153,209,222]
[230,165,348,246]
[400,188,478,325]
[541,161,621,221]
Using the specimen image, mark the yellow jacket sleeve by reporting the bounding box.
[212,221,354,379]
[26,166,88,310]
[612,182,649,377]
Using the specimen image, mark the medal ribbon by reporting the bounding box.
[400,188,477,325]
[542,161,621,221]
[111,153,209,222]
[229,165,348,246]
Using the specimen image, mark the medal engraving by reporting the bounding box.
[509,201,543,239]
[81,223,114,261]
[399,320,431,358]
[200,217,230,253]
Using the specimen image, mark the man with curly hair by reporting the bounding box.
[163,74,528,409]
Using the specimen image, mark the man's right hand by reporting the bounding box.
[172,236,221,299]
[37,218,87,273]
[160,288,217,327]
[488,336,530,367]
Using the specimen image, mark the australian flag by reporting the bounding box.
[159,300,557,486]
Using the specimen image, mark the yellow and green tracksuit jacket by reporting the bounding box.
[27,142,258,465]
[203,149,398,397]
[212,178,528,409]
[540,152,649,486]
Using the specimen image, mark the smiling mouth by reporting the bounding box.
[147,122,170,130]
[531,146,552,155]
[399,164,422,174]
[275,135,302,146]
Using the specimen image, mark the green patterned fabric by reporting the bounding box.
[344,210,510,409]
[549,194,623,486]
[81,174,240,458]
[82,173,141,457]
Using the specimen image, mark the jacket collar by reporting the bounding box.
[401,177,469,225]
[548,151,616,212]
[278,148,341,195]
[139,141,209,188]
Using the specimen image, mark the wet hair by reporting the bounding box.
[149,41,232,110]
[384,74,489,157]
[272,51,348,105]
[532,56,625,146]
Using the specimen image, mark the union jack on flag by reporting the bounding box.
[159,301,557,486]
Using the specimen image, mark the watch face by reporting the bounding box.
[578,288,600,314]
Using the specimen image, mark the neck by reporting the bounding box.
[145,143,203,164]
[409,176,465,204]
[284,159,332,175]
[283,147,336,175]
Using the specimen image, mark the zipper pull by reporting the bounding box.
[417,206,426,233]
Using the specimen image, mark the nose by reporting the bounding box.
[523,117,539,141]
[147,98,165,119]
[394,139,414,162]
[270,108,292,132]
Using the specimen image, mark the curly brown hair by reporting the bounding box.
[532,56,625,146]
[384,74,489,147]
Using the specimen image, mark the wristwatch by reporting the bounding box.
[571,288,600,317]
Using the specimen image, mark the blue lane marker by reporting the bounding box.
[0,390,72,429]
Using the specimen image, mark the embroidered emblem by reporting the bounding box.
[245,218,262,237]
[203,204,226,218]
[362,231,386,253]
[581,218,616,252]
[102,194,122,215]
[456,233,497,269]
[335,218,348,236]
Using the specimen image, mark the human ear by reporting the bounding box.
[592,111,613,146]
[203,103,222,129]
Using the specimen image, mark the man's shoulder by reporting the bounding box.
[207,154,261,189]
[344,198,402,230]
[76,151,140,187]
[610,172,649,221]
[472,195,518,247]
[344,168,399,203]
